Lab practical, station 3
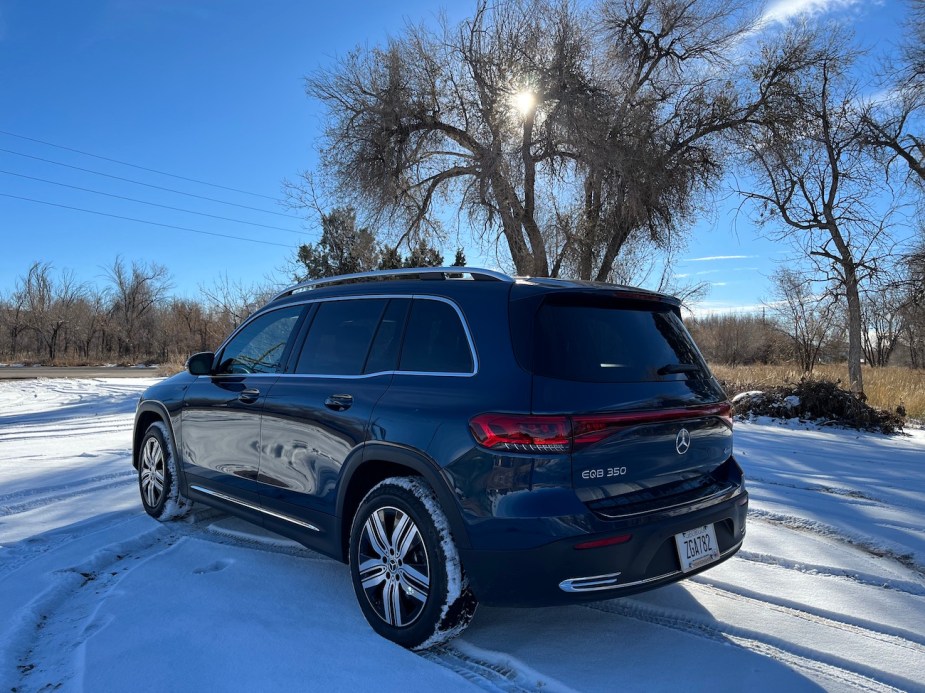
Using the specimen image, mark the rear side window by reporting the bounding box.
[296,299,387,375]
[399,299,474,374]
[533,297,706,383]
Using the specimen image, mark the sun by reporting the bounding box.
[513,90,536,116]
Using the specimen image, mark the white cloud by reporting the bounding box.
[682,255,756,263]
[760,0,864,26]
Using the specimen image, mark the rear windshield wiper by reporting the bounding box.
[657,363,702,376]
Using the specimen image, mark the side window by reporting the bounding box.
[399,299,474,374]
[216,306,303,375]
[364,299,410,374]
[296,299,388,375]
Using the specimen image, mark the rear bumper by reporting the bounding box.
[459,489,747,606]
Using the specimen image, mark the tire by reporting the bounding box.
[138,421,192,522]
[349,477,478,650]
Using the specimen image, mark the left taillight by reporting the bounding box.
[468,413,571,453]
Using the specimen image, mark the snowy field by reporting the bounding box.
[1,379,924,693]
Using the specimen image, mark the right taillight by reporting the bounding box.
[468,414,570,453]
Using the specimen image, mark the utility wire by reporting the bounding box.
[0,128,283,202]
[0,192,294,249]
[0,169,304,235]
[0,147,304,220]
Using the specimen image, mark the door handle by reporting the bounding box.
[239,388,261,404]
[324,394,353,411]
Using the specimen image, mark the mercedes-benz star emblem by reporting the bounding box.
[676,428,691,455]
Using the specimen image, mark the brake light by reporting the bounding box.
[468,414,570,453]
[470,403,732,453]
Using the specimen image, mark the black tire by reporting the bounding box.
[138,421,192,522]
[349,477,478,650]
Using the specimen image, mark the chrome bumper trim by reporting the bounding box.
[558,540,743,593]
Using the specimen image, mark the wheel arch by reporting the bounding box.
[133,401,177,470]
[335,442,471,563]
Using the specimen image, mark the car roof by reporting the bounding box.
[264,267,680,310]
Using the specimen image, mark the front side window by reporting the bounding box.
[216,306,303,375]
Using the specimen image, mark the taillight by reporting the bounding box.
[468,414,570,453]
[470,403,732,453]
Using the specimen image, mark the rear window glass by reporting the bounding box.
[532,298,706,383]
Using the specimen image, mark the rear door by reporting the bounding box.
[256,297,407,545]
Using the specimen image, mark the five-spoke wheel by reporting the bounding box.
[349,477,478,649]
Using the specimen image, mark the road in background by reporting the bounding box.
[0,367,161,379]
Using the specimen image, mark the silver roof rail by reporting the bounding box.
[271,266,513,302]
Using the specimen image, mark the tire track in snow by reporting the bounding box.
[582,596,916,692]
[420,644,572,693]
[748,509,925,577]
[0,419,131,443]
[0,470,137,517]
[686,579,925,654]
[733,549,925,598]
[7,525,179,692]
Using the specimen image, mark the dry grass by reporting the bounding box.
[155,357,188,378]
[710,363,925,421]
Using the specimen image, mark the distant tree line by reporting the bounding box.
[0,224,465,365]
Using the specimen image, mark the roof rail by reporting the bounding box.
[271,267,513,302]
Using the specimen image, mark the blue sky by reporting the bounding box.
[0,0,911,310]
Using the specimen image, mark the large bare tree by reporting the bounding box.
[300,0,818,280]
[737,38,896,393]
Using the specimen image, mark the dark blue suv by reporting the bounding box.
[133,268,747,648]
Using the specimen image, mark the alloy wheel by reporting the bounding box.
[140,436,165,509]
[357,505,431,627]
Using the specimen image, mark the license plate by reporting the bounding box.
[674,524,720,572]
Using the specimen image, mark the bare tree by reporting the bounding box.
[861,277,908,367]
[737,39,894,392]
[300,0,817,280]
[14,262,86,362]
[859,0,925,187]
[106,258,172,360]
[766,268,842,373]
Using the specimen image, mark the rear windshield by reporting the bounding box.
[530,295,708,383]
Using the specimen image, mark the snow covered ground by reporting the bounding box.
[1,378,924,692]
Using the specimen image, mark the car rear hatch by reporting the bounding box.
[509,286,737,518]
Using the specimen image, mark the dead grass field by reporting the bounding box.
[711,363,925,421]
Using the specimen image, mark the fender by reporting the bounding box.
[335,441,472,551]
[133,400,187,489]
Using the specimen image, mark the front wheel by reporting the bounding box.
[349,477,478,649]
[138,421,192,521]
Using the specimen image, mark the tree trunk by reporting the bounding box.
[844,269,864,394]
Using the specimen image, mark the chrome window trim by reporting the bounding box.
[189,484,320,533]
[212,294,479,378]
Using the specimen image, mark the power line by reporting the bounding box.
[0,128,284,202]
[0,147,304,220]
[0,192,295,249]
[0,169,305,235]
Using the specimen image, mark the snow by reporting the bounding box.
[2,378,925,692]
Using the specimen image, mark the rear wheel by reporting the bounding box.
[138,421,191,521]
[349,477,478,649]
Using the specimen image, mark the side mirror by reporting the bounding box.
[187,352,215,376]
